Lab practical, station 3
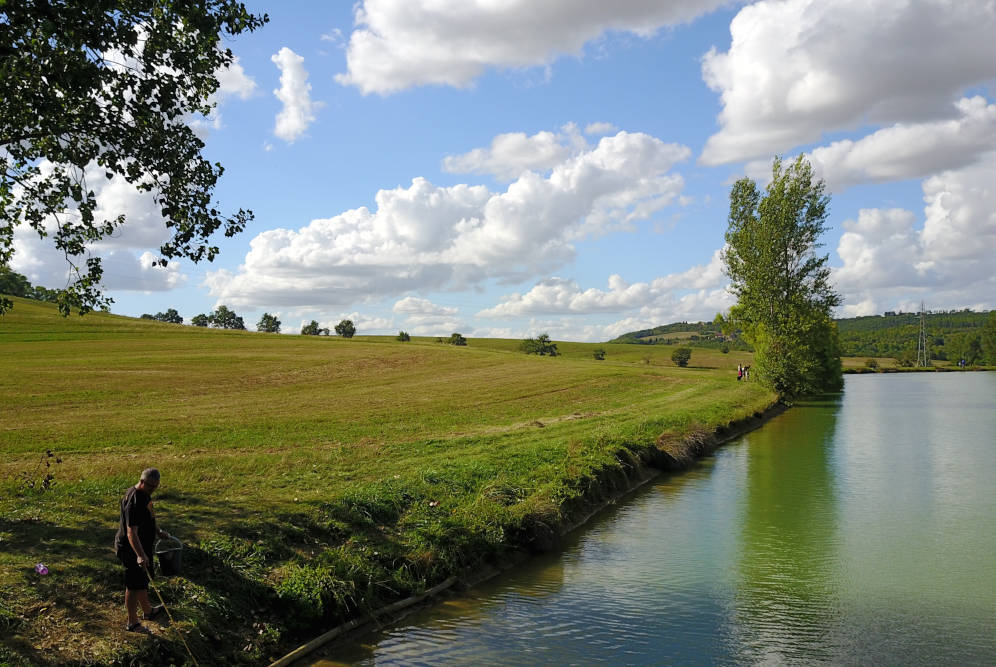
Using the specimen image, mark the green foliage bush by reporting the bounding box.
[448,332,467,346]
[521,333,558,356]
[257,313,281,333]
[397,330,411,342]
[671,347,692,367]
[0,267,61,311]
[141,308,183,324]
[209,305,245,330]
[592,347,606,360]
[335,319,356,338]
[301,320,328,336]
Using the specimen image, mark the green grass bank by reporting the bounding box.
[0,298,775,665]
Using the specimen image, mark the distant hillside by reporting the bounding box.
[836,310,992,360]
[608,321,751,351]
[609,309,994,361]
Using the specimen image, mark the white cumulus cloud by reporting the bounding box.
[478,249,728,318]
[205,131,691,310]
[701,0,996,165]
[585,122,619,136]
[101,251,186,291]
[478,286,734,342]
[189,56,259,133]
[833,151,996,314]
[11,229,184,292]
[336,0,736,95]
[9,162,184,292]
[443,124,587,181]
[272,47,320,143]
[392,297,464,335]
[807,96,996,191]
[216,56,257,101]
[393,296,458,317]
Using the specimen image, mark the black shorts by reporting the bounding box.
[117,547,150,591]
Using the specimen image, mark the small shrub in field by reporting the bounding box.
[448,332,467,346]
[671,347,692,367]
[397,330,411,342]
[864,358,879,370]
[301,320,328,336]
[210,305,245,330]
[335,319,356,338]
[257,313,281,333]
[521,333,558,356]
[142,309,182,323]
[721,344,730,354]
[592,347,606,360]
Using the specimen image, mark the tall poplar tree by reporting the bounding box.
[721,156,843,398]
[1,1,267,316]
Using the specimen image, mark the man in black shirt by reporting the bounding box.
[114,468,169,632]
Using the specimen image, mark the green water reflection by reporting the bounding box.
[731,394,841,663]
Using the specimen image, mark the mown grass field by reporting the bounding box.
[0,297,774,665]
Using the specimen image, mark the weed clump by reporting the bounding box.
[17,449,61,494]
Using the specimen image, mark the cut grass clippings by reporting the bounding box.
[0,297,776,665]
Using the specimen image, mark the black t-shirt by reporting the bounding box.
[114,486,157,556]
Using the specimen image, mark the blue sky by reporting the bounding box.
[12,0,996,339]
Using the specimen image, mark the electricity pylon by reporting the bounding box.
[916,301,930,367]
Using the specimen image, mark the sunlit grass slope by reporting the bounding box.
[0,297,773,665]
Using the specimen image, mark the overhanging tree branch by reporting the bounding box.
[0,0,267,316]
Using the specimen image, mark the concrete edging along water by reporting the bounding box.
[269,576,458,667]
[269,400,786,667]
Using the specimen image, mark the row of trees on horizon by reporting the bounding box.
[8,263,995,370]
[141,304,360,338]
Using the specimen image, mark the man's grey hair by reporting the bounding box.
[140,468,160,483]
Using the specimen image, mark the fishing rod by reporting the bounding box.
[142,563,200,667]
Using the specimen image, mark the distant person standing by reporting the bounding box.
[114,468,169,633]
[737,364,743,381]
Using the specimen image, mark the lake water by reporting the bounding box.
[317,372,996,665]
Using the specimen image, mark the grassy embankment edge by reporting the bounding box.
[271,400,787,667]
